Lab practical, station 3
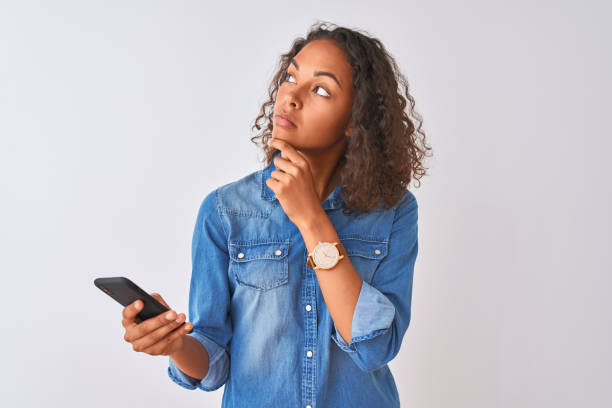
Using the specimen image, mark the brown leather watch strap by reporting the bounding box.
[336,242,346,257]
[307,255,316,269]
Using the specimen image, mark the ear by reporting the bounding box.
[344,122,353,137]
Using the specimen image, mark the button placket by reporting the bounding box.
[302,248,317,408]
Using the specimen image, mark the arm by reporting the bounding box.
[264,138,419,372]
[167,189,232,391]
[169,336,210,380]
[298,210,363,345]
[299,191,419,372]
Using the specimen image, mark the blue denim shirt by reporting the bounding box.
[168,153,419,407]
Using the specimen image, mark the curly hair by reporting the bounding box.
[250,20,433,216]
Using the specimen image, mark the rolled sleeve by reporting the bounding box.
[331,191,418,373]
[331,280,396,352]
[168,331,229,391]
[167,189,232,391]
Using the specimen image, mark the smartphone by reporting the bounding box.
[94,276,170,322]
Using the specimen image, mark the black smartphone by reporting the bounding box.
[94,276,170,322]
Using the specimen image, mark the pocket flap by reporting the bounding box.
[341,237,388,260]
[229,240,290,262]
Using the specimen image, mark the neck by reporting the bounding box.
[315,159,344,203]
[298,138,346,203]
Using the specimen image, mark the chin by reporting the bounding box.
[270,131,293,144]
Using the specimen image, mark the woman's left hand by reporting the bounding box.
[265,138,324,229]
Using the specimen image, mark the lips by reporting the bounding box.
[274,113,297,128]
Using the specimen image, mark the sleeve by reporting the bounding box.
[331,190,418,372]
[167,189,232,391]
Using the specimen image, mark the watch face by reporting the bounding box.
[313,243,339,268]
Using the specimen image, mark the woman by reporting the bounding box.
[121,21,431,407]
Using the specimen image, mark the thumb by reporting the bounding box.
[150,292,170,309]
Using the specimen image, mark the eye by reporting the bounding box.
[285,73,296,83]
[284,72,331,98]
[315,86,330,97]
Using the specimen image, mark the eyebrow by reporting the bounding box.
[290,58,342,89]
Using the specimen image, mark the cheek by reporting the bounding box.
[306,104,346,134]
[274,86,289,107]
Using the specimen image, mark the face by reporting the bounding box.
[272,39,354,153]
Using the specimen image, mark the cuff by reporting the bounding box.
[332,280,396,352]
[167,331,229,391]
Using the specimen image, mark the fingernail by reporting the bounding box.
[165,311,174,320]
[175,315,183,323]
[134,301,140,308]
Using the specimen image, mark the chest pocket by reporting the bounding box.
[340,237,389,284]
[229,239,290,291]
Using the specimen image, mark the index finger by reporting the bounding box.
[129,309,181,342]
[268,138,307,166]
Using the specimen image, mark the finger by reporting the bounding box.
[273,156,299,177]
[157,322,194,355]
[142,321,194,355]
[131,313,189,352]
[122,299,143,325]
[127,308,179,342]
[269,138,307,167]
[294,149,310,162]
[270,169,292,183]
[122,317,138,330]
[265,177,281,191]
[150,292,170,309]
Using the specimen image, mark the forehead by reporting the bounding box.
[293,39,352,79]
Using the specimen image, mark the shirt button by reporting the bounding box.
[305,304,312,311]
[275,249,282,256]
[237,252,245,259]
[374,249,381,255]
[306,350,313,358]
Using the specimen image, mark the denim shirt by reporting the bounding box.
[167,152,419,408]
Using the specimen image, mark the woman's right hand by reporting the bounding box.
[121,293,193,356]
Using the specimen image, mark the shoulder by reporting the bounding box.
[392,189,418,224]
[395,189,418,210]
[366,189,417,214]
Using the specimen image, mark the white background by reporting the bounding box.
[1,1,610,407]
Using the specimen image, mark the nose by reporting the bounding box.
[283,87,302,110]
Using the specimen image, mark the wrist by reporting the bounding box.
[296,208,329,235]
[169,334,190,358]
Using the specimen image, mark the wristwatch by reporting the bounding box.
[307,241,346,270]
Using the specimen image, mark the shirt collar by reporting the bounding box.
[261,151,344,210]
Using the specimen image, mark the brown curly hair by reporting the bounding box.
[250,20,433,216]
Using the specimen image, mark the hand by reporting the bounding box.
[266,138,324,228]
[121,293,193,356]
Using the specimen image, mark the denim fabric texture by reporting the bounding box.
[168,152,419,407]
